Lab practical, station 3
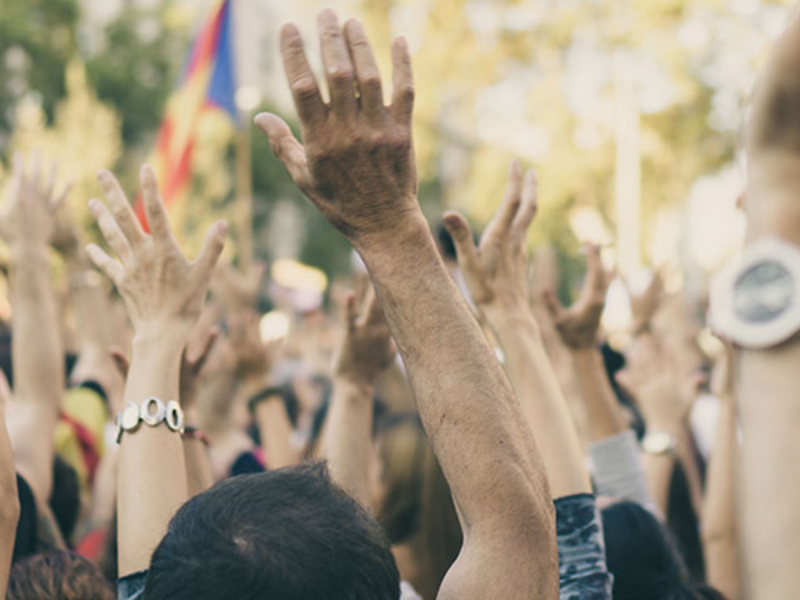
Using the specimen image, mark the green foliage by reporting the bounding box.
[0,0,79,150]
[85,4,186,147]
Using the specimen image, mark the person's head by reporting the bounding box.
[145,462,400,600]
[601,500,724,600]
[7,550,115,600]
[375,414,462,599]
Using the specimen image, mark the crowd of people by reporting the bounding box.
[0,6,798,599]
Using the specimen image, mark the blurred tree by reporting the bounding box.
[85,2,187,149]
[0,0,80,152]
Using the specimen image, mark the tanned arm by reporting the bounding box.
[443,165,590,499]
[87,166,226,575]
[256,11,558,598]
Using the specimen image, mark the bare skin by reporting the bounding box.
[87,165,226,576]
[444,164,591,499]
[256,11,558,598]
[734,11,800,596]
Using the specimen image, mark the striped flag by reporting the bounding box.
[136,0,238,229]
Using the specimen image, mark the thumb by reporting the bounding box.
[443,211,480,276]
[254,113,311,188]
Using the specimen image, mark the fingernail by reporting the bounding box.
[216,220,229,237]
[97,170,108,182]
[88,199,100,213]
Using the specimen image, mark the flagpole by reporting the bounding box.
[236,109,254,272]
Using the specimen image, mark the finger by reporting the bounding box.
[541,289,565,323]
[86,243,124,284]
[254,113,312,188]
[390,37,414,125]
[88,199,134,265]
[345,292,358,333]
[365,288,386,327]
[193,220,228,282]
[280,24,326,129]
[511,169,538,239]
[44,161,58,201]
[443,211,481,277]
[97,170,146,246]
[318,10,357,120]
[140,165,171,242]
[52,183,72,213]
[189,328,220,374]
[109,347,130,379]
[30,150,41,191]
[483,161,523,242]
[583,244,607,300]
[344,19,384,120]
[9,152,23,202]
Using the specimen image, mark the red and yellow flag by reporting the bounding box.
[136,0,237,229]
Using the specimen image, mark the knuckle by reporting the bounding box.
[397,83,415,103]
[360,72,382,92]
[329,67,354,86]
[291,77,318,102]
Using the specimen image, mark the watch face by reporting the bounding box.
[643,432,675,455]
[121,403,140,432]
[734,260,794,324]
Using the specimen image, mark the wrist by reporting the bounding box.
[352,210,430,265]
[9,243,49,266]
[334,373,376,399]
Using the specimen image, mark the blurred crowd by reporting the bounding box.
[1,6,800,600]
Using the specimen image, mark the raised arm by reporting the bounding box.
[701,347,740,600]
[732,11,800,597]
[444,169,612,599]
[0,372,20,600]
[443,166,589,498]
[87,166,226,576]
[325,289,395,508]
[0,153,66,505]
[256,11,557,598]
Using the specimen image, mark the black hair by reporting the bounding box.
[7,550,115,600]
[145,462,400,600]
[49,454,81,544]
[602,500,724,600]
[12,474,37,563]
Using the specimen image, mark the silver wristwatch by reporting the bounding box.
[116,397,185,444]
[710,236,800,349]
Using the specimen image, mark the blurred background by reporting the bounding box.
[0,0,793,321]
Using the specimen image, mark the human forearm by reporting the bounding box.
[0,405,20,600]
[358,219,555,550]
[702,396,739,600]
[570,347,628,442]
[325,375,374,508]
[738,345,800,598]
[118,330,188,575]
[485,307,590,498]
[10,244,63,410]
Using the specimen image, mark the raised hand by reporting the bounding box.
[0,152,70,251]
[211,261,265,313]
[86,166,227,339]
[334,287,396,385]
[542,245,610,349]
[228,309,280,381]
[255,10,418,246]
[443,162,538,316]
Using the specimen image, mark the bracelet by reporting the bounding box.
[115,397,184,444]
[247,386,284,416]
[183,425,211,447]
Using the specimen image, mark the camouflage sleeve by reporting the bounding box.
[555,493,613,600]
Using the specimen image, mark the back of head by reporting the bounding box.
[601,501,723,600]
[7,550,115,600]
[377,414,462,599]
[145,462,400,600]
